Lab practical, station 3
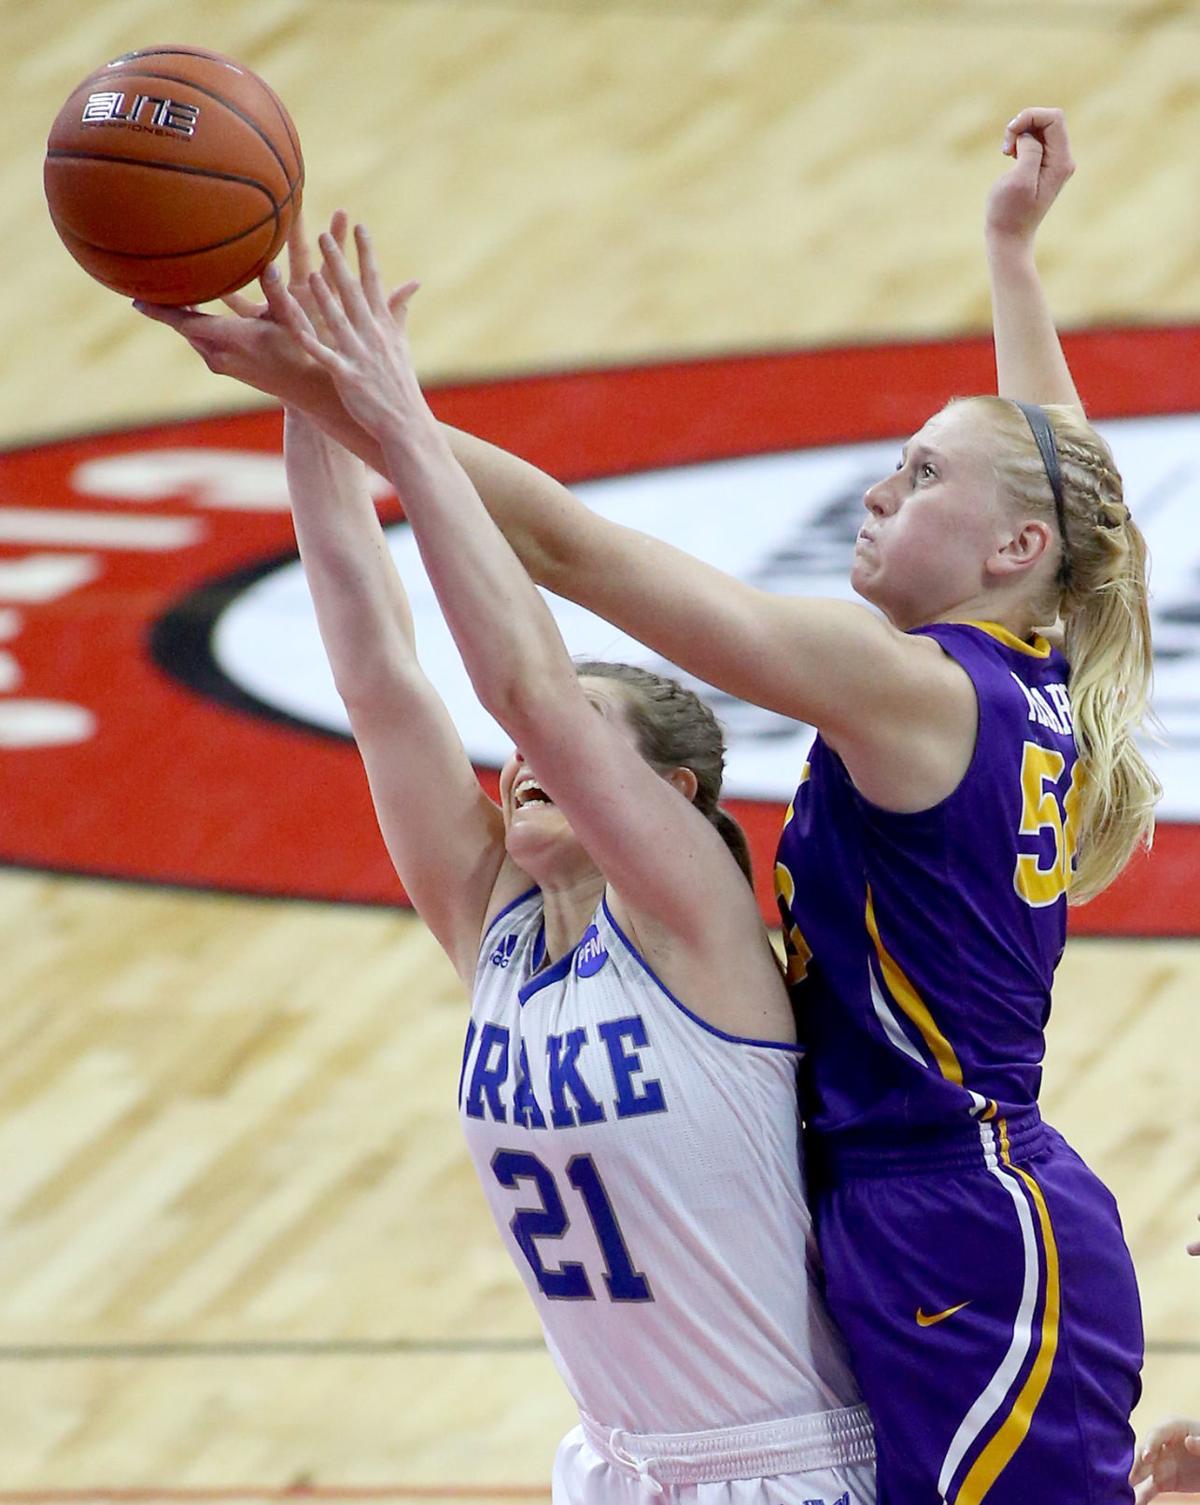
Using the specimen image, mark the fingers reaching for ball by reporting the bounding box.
[286,209,315,288]
[308,223,418,341]
[389,281,422,321]
[221,290,267,320]
[135,206,424,430]
[268,221,428,442]
[285,209,347,293]
[261,210,366,349]
[353,225,394,322]
[315,228,376,330]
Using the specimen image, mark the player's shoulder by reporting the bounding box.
[917,619,1062,667]
[465,866,541,982]
[908,619,1071,708]
[604,889,797,1048]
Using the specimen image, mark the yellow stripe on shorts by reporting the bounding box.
[953,1123,1062,1505]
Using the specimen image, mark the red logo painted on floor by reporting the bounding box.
[2,330,1198,933]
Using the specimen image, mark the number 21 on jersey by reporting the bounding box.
[492,1149,653,1303]
[1014,741,1084,907]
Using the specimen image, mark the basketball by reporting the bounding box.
[44,45,304,306]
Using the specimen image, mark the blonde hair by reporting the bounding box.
[957,397,1161,902]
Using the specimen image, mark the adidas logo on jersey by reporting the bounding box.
[803,1495,848,1505]
[490,934,518,968]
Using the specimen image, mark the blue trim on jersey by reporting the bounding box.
[481,885,540,946]
[530,922,547,976]
[518,930,579,1005]
[600,897,801,1054]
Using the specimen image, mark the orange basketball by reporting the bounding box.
[44,45,304,306]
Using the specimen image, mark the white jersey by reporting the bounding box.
[459,887,863,1437]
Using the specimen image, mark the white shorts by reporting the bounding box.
[552,1404,876,1505]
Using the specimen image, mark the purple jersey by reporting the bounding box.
[775,621,1082,1140]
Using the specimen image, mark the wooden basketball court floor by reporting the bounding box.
[2,0,1198,1498]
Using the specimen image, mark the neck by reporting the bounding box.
[924,591,1039,642]
[536,869,608,964]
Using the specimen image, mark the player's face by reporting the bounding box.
[852,404,1007,629]
[497,677,643,875]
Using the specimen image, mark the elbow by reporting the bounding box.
[520,498,593,595]
[541,516,596,596]
[332,654,422,719]
[530,531,570,594]
[474,656,569,744]
[475,676,538,735]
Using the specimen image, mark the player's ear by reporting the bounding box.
[666,766,699,802]
[986,517,1054,578]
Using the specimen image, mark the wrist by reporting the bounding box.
[284,404,339,455]
[986,229,1038,270]
[268,360,333,415]
[378,404,452,471]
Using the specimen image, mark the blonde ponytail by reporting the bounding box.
[1057,474,1161,901]
[964,398,1162,901]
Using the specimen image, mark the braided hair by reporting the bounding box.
[960,396,1160,901]
[574,660,754,885]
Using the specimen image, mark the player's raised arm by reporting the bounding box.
[442,422,975,809]
[169,270,970,811]
[282,408,512,985]
[135,211,392,473]
[277,226,776,961]
[138,213,971,809]
[987,106,1084,412]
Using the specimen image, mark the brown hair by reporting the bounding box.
[574,660,754,885]
[960,397,1161,901]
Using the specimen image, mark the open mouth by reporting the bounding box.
[513,776,555,810]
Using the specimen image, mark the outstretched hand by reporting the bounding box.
[1130,1418,1200,1503]
[272,223,424,441]
[987,106,1076,249]
[133,210,412,413]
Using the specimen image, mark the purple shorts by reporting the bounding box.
[810,1108,1142,1505]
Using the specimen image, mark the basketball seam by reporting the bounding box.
[58,213,277,262]
[58,191,302,261]
[46,153,283,258]
[262,85,305,184]
[75,66,299,189]
[104,47,245,67]
[56,175,302,262]
[46,150,276,196]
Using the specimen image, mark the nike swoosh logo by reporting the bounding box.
[915,1301,972,1327]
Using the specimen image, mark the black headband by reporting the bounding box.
[1013,401,1071,589]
